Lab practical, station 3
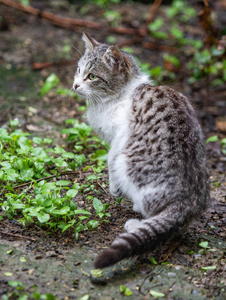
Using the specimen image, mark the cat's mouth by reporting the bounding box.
[75,89,86,99]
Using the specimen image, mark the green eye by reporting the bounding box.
[88,73,96,80]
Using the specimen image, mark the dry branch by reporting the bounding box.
[198,0,218,47]
[0,0,146,36]
[147,0,163,24]
[13,170,92,190]
[33,59,74,70]
[0,0,101,30]
[0,230,37,241]
[142,42,179,53]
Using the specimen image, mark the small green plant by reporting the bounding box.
[163,53,180,69]
[199,241,209,255]
[198,241,217,255]
[104,10,121,26]
[134,56,175,84]
[201,265,216,272]
[0,120,111,240]
[206,135,219,143]
[206,136,226,155]
[18,0,30,6]
[61,39,72,59]
[115,196,123,204]
[166,0,196,22]
[187,47,225,85]
[62,118,109,152]
[149,256,158,265]
[221,138,226,155]
[93,197,111,223]
[90,0,121,9]
[148,17,167,39]
[41,73,60,96]
[2,280,57,300]
[120,285,133,296]
[90,269,104,278]
[41,73,76,98]
[79,295,89,300]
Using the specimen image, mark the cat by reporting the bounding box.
[73,33,210,269]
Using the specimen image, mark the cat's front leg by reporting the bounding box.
[109,170,123,197]
[107,147,123,197]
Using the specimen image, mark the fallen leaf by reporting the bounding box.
[20,257,27,262]
[4,272,13,276]
[150,290,165,298]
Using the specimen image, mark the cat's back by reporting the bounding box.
[130,83,204,153]
[131,83,200,132]
[126,83,209,212]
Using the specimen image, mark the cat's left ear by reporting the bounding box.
[82,32,100,52]
[103,46,131,71]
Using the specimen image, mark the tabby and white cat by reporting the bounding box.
[73,33,210,269]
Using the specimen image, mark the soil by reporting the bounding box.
[0,1,225,299]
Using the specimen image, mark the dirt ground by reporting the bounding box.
[0,1,225,299]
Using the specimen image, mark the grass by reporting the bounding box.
[0,119,110,240]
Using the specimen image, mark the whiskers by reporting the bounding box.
[72,56,80,68]
[71,44,82,58]
[87,91,103,109]
[71,43,83,67]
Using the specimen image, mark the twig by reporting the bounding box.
[147,0,163,24]
[33,59,74,70]
[0,230,37,241]
[0,0,101,30]
[203,0,209,7]
[142,42,179,53]
[198,0,218,47]
[138,272,152,295]
[14,174,59,189]
[110,26,146,37]
[97,182,108,194]
[13,170,90,189]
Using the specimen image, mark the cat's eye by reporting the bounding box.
[87,73,97,80]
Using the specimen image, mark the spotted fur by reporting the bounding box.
[73,33,210,269]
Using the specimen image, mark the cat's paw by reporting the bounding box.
[124,219,141,233]
[109,186,123,197]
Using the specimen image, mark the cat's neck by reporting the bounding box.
[89,73,150,109]
[86,74,150,144]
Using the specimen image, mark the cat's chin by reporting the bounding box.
[75,90,86,99]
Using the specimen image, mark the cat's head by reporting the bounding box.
[73,33,140,101]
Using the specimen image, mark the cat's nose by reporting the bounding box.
[74,84,80,90]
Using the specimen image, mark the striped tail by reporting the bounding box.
[94,207,191,269]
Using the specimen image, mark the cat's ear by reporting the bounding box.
[82,32,100,52]
[103,46,131,71]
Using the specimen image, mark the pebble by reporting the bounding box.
[34,255,43,259]
[194,254,202,258]
[46,251,58,257]
[168,272,176,277]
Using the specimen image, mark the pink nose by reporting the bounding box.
[74,84,80,90]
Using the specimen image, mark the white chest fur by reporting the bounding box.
[87,98,131,145]
[86,75,149,145]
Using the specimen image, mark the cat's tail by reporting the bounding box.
[94,205,192,269]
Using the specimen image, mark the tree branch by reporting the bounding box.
[0,0,101,30]
[147,0,163,24]
[0,0,146,36]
